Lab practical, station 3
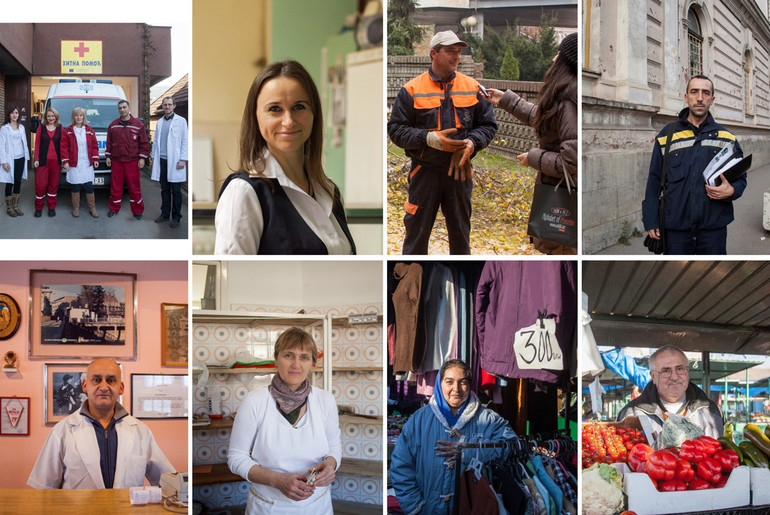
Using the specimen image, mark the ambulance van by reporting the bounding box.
[34,79,127,188]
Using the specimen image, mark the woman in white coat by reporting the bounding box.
[228,327,341,514]
[151,97,188,227]
[0,106,29,217]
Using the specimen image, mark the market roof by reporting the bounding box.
[724,366,770,384]
[584,261,770,355]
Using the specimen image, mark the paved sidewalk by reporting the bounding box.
[595,163,770,255]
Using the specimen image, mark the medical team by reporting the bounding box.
[1,99,187,225]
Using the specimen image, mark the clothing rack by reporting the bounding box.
[452,441,512,515]
[451,433,576,515]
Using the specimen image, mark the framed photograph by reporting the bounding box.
[44,363,88,424]
[161,303,188,367]
[131,373,188,419]
[29,270,137,360]
[44,363,123,424]
[0,397,30,435]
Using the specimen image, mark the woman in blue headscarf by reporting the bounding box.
[390,359,517,515]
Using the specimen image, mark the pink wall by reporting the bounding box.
[0,261,188,488]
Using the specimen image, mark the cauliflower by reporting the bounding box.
[582,463,624,515]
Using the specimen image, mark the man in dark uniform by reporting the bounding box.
[642,75,747,254]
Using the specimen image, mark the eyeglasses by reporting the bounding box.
[655,365,688,378]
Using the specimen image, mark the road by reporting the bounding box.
[0,172,188,240]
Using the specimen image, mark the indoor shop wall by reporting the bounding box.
[0,261,188,488]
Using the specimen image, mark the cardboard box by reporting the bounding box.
[750,467,770,506]
[623,466,751,515]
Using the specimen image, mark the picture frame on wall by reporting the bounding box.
[0,397,30,435]
[161,303,188,367]
[44,363,123,424]
[29,270,137,360]
[131,373,188,419]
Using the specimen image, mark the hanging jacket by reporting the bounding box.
[475,261,577,383]
[392,263,426,373]
[390,392,516,515]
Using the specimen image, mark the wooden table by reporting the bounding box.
[0,488,179,513]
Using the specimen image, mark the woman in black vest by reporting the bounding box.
[33,107,63,217]
[215,60,356,255]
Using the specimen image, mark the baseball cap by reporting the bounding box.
[430,31,468,49]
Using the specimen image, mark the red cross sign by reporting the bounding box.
[73,42,90,58]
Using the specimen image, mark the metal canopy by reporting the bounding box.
[583,261,770,356]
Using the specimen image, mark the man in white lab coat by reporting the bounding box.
[27,358,174,489]
[151,96,188,228]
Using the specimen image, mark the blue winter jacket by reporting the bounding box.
[642,108,747,232]
[390,392,517,515]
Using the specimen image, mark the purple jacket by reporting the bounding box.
[475,261,577,383]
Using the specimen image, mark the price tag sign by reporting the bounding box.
[513,318,563,370]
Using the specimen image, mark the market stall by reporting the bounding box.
[387,260,579,515]
[581,261,770,515]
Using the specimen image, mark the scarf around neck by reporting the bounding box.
[270,374,310,418]
[434,371,469,428]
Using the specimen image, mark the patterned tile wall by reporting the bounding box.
[193,303,382,510]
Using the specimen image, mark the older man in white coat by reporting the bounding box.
[151,96,188,228]
[28,358,174,489]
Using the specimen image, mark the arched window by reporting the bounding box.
[687,9,703,77]
[744,50,752,115]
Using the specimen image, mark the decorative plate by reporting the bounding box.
[0,293,21,340]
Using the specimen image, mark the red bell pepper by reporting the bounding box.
[659,479,687,492]
[699,436,722,456]
[662,447,680,459]
[713,475,729,488]
[628,443,654,472]
[696,457,722,484]
[675,459,695,483]
[713,449,740,474]
[688,477,712,490]
[647,450,677,481]
[680,439,707,463]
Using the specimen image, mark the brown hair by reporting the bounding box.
[238,60,334,198]
[5,105,20,125]
[439,359,472,382]
[44,107,61,127]
[532,53,577,137]
[273,327,318,364]
[70,107,88,126]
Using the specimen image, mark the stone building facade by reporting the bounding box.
[582,0,770,253]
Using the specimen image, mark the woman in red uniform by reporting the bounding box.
[33,107,63,217]
[61,107,100,217]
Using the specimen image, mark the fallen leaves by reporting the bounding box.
[387,143,539,255]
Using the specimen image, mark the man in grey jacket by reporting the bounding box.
[617,345,723,441]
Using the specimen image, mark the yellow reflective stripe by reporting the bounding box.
[717,130,736,141]
[657,130,694,146]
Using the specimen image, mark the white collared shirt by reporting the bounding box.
[215,151,352,255]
